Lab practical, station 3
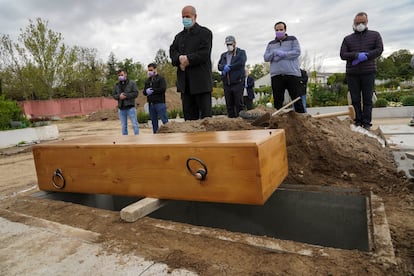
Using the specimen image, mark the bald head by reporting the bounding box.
[182,5,196,16]
[181,5,197,27]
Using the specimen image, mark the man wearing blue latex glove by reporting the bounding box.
[351,52,368,65]
[223,64,231,74]
[218,35,247,118]
[340,12,383,130]
[145,88,154,95]
[143,63,168,133]
[263,21,305,113]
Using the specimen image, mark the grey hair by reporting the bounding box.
[355,12,368,19]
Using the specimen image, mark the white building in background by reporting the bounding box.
[255,72,334,87]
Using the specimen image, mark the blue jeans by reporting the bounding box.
[149,103,168,133]
[293,95,307,113]
[118,107,139,135]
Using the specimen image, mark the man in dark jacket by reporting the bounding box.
[340,12,383,130]
[298,69,308,112]
[112,69,139,135]
[169,5,213,120]
[243,68,255,110]
[218,35,247,117]
[143,63,168,133]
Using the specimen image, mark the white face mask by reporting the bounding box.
[227,45,234,52]
[354,23,366,32]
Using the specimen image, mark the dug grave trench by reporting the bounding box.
[32,182,394,262]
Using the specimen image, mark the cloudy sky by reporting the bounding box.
[1,0,413,73]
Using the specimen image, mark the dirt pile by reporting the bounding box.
[159,111,409,196]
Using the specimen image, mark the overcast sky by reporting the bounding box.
[1,0,413,73]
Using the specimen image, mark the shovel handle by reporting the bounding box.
[271,97,301,117]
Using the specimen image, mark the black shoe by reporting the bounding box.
[354,121,362,127]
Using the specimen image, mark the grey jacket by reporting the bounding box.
[263,35,301,77]
[112,79,138,109]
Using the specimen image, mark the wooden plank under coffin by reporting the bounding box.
[32,129,288,205]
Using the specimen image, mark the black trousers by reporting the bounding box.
[271,75,304,113]
[224,82,244,118]
[346,73,375,127]
[181,92,212,120]
[243,96,254,110]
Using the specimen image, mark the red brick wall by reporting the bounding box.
[19,97,117,118]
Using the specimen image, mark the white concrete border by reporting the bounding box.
[0,125,58,149]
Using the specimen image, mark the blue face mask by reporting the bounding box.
[182,18,193,29]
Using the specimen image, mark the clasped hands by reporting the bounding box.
[274,50,287,58]
[179,55,189,71]
[119,92,127,100]
[352,52,368,65]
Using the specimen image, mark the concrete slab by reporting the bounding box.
[386,135,414,150]
[392,152,414,179]
[0,216,196,275]
[379,124,414,135]
[307,106,414,119]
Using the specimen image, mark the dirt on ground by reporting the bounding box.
[0,109,413,275]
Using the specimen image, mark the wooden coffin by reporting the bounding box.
[32,129,288,205]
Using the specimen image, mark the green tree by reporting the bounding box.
[19,18,67,99]
[249,63,267,80]
[60,47,106,98]
[1,17,105,100]
[377,49,414,80]
[153,49,176,88]
[103,52,118,96]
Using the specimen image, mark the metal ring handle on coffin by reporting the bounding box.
[186,157,208,181]
[52,168,66,189]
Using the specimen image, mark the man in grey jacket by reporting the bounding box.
[340,12,383,130]
[112,69,139,135]
[264,21,304,113]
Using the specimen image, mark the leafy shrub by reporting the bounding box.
[377,91,413,102]
[401,95,414,106]
[168,109,183,119]
[0,95,28,130]
[212,87,224,99]
[374,98,388,107]
[137,111,150,123]
[212,104,227,115]
[311,89,346,107]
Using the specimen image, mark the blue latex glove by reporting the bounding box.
[352,52,368,65]
[275,50,287,58]
[223,64,231,73]
[145,88,154,95]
